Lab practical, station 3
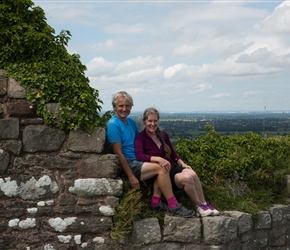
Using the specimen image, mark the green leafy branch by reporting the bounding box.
[0,0,111,131]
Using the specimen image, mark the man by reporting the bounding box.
[106,91,194,217]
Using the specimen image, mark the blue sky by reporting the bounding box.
[35,0,290,113]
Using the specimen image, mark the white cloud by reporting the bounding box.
[90,39,116,51]
[242,91,263,98]
[164,64,188,79]
[255,1,290,33]
[36,1,290,112]
[173,44,203,58]
[210,93,234,99]
[115,56,163,73]
[193,83,212,93]
[86,57,115,76]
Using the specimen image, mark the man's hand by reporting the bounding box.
[129,175,140,189]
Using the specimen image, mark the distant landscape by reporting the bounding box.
[130,111,290,145]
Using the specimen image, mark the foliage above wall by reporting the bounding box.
[175,125,290,214]
[0,0,111,131]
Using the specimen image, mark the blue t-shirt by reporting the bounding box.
[106,114,139,159]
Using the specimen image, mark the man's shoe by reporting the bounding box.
[206,202,220,216]
[168,203,194,218]
[196,203,213,217]
[151,201,169,212]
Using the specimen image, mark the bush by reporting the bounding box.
[175,125,290,214]
[0,0,111,131]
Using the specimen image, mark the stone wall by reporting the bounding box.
[1,69,290,250]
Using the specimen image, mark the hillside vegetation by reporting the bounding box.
[175,125,290,214]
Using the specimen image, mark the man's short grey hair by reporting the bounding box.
[112,91,134,108]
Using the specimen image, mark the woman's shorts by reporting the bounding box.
[170,165,184,191]
[127,159,144,180]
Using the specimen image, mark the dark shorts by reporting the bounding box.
[170,165,184,191]
[127,159,183,190]
[127,159,144,180]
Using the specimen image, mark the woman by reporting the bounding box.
[134,107,219,217]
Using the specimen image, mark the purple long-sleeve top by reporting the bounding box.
[134,128,180,169]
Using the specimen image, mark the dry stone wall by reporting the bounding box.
[1,70,290,250]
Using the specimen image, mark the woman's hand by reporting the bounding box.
[181,163,191,169]
[158,157,171,172]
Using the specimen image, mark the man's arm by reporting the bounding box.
[112,142,140,189]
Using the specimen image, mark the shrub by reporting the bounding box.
[0,0,110,131]
[175,125,290,214]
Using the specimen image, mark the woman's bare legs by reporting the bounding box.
[174,169,205,205]
[140,162,194,217]
[140,162,174,199]
[174,169,217,217]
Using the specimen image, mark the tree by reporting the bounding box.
[0,0,111,131]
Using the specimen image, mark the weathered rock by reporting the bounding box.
[203,216,237,245]
[105,196,120,208]
[68,127,106,153]
[14,154,77,170]
[269,204,290,227]
[5,99,36,117]
[68,178,123,197]
[131,217,161,244]
[2,140,22,155]
[59,193,77,206]
[223,210,252,235]
[0,149,10,174]
[20,118,44,125]
[0,175,59,200]
[268,226,286,247]
[22,125,66,152]
[45,102,61,124]
[0,206,25,218]
[46,216,112,233]
[0,75,7,96]
[0,235,17,249]
[163,214,201,243]
[0,118,19,139]
[254,211,271,229]
[241,230,268,250]
[46,103,60,114]
[78,154,120,178]
[7,78,25,98]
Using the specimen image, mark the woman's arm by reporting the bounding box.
[134,134,152,162]
[176,158,192,169]
[135,133,171,170]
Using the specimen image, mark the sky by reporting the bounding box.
[34,0,290,113]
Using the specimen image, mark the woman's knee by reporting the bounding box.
[176,172,194,185]
[184,169,198,179]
